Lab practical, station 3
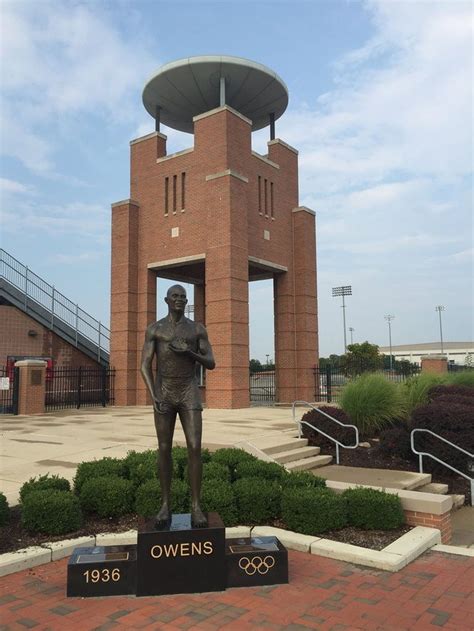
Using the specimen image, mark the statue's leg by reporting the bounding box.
[179,409,207,528]
[153,409,177,528]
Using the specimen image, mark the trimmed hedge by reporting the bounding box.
[19,474,70,504]
[343,488,405,530]
[201,479,237,526]
[0,492,9,526]
[134,478,190,517]
[185,461,231,483]
[234,459,285,482]
[21,490,83,535]
[211,448,257,480]
[80,477,134,518]
[233,477,281,524]
[281,487,347,534]
[283,470,326,489]
[74,457,125,494]
[123,450,157,487]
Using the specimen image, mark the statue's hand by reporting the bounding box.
[169,337,190,355]
[152,396,161,412]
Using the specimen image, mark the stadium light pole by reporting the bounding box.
[332,286,352,353]
[435,305,445,354]
[349,327,355,345]
[384,315,395,370]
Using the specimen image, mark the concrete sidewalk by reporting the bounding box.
[0,406,295,505]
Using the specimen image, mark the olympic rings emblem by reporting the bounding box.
[238,555,276,575]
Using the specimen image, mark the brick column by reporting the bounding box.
[193,284,206,324]
[136,269,157,405]
[422,356,448,374]
[110,199,139,406]
[15,360,46,415]
[292,207,319,402]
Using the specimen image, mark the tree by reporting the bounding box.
[342,342,383,375]
[249,359,263,373]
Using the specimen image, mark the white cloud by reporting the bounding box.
[0,177,33,195]
[0,1,157,174]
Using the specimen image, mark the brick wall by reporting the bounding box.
[404,509,452,544]
[0,304,100,368]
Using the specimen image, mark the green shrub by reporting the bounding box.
[283,470,326,489]
[211,448,257,480]
[80,476,134,518]
[135,479,162,518]
[0,492,9,526]
[343,488,405,530]
[19,474,70,503]
[123,450,157,487]
[340,373,406,436]
[183,461,230,483]
[201,479,237,526]
[21,490,83,535]
[404,373,448,414]
[447,371,474,389]
[234,459,285,482]
[233,477,281,524]
[281,487,347,534]
[74,457,125,494]
[171,478,190,513]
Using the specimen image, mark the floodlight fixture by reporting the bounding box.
[332,285,353,352]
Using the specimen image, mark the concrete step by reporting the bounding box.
[452,494,466,510]
[309,465,432,490]
[273,446,321,464]
[417,483,449,495]
[285,454,333,472]
[254,436,308,455]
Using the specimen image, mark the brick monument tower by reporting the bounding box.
[110,56,318,408]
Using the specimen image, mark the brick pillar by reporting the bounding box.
[274,272,296,403]
[422,356,448,374]
[195,107,251,408]
[194,284,205,324]
[293,207,319,402]
[110,200,139,406]
[136,269,157,405]
[15,360,46,415]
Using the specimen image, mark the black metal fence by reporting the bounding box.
[313,362,421,404]
[250,370,275,404]
[45,366,115,411]
[0,366,19,415]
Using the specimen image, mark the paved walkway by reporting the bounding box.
[0,550,472,630]
[0,406,295,505]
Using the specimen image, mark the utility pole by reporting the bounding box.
[435,305,445,354]
[348,327,354,345]
[384,315,395,370]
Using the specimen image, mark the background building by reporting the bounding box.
[379,342,474,366]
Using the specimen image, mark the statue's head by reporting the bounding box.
[165,284,187,314]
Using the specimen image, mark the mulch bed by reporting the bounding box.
[304,429,471,504]
[0,506,411,556]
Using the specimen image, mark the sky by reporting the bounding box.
[1,0,472,361]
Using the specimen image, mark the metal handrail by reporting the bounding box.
[292,400,359,464]
[410,428,473,506]
[0,248,110,359]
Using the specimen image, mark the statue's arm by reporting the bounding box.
[140,324,159,408]
[189,323,216,370]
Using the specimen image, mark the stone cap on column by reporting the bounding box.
[268,139,298,155]
[193,105,252,127]
[130,131,167,145]
[111,199,140,208]
[293,206,316,216]
[14,360,47,367]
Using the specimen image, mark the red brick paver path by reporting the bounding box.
[0,551,473,630]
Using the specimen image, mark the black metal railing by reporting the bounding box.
[313,362,421,404]
[0,366,19,415]
[45,366,115,411]
[1,249,110,362]
[250,370,275,404]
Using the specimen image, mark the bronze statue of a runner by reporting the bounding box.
[140,284,215,528]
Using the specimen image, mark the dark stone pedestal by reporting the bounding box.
[67,545,137,597]
[136,512,226,596]
[225,536,288,588]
